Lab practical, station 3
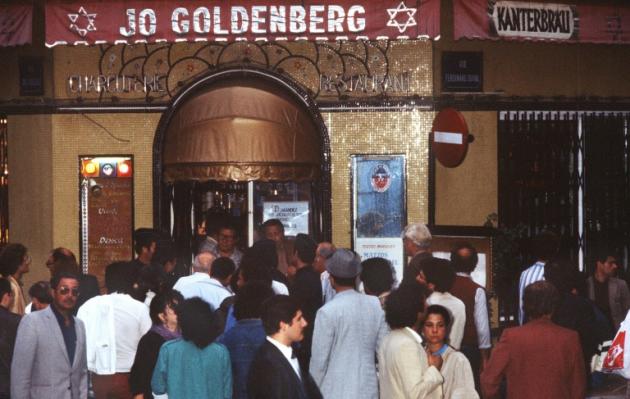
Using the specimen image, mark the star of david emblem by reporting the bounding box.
[386,1,417,34]
[68,6,97,38]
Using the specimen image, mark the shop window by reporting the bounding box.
[499,111,630,274]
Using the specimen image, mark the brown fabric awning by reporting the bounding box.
[163,79,321,182]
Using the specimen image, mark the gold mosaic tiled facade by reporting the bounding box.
[9,39,433,293]
[53,40,433,102]
[324,110,433,248]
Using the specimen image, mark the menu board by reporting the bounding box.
[80,156,133,289]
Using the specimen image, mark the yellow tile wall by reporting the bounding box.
[51,113,160,255]
[435,111,498,226]
[8,115,54,294]
[323,110,433,248]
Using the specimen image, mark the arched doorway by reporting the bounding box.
[153,68,331,261]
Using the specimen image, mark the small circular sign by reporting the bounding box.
[431,108,470,168]
[371,164,392,193]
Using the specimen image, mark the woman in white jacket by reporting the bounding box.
[422,304,478,399]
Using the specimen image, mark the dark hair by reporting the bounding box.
[177,297,219,348]
[385,283,426,329]
[218,223,238,239]
[593,246,617,264]
[153,240,176,267]
[149,289,184,325]
[523,280,559,320]
[294,234,317,263]
[0,243,28,277]
[421,257,455,292]
[133,228,158,256]
[29,281,52,304]
[239,253,272,285]
[330,275,356,288]
[249,239,278,271]
[50,271,80,290]
[360,257,394,296]
[450,242,479,274]
[234,281,275,320]
[52,258,80,275]
[205,211,230,237]
[50,247,77,264]
[105,261,134,294]
[532,231,560,261]
[0,277,11,298]
[261,295,300,335]
[425,304,453,334]
[211,257,236,280]
[262,219,284,234]
[544,259,579,294]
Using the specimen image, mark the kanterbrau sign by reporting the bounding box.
[454,0,630,44]
[45,0,441,47]
[490,1,575,40]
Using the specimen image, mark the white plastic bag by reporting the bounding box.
[602,311,630,378]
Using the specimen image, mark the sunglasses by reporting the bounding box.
[58,286,80,297]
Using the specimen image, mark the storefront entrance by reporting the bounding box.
[153,68,331,260]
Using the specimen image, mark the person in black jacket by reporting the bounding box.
[129,289,183,399]
[0,277,21,399]
[289,234,322,370]
[248,295,322,399]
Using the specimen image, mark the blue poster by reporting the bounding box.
[352,155,406,239]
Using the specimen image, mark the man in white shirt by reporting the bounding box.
[248,295,322,398]
[173,252,215,292]
[419,257,466,350]
[450,242,491,392]
[77,261,151,399]
[177,255,235,310]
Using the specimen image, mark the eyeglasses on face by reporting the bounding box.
[58,286,80,297]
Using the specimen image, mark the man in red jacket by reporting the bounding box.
[481,280,585,399]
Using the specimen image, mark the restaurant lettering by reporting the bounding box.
[491,1,574,40]
[68,74,166,94]
[319,73,410,94]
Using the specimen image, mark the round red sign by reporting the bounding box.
[431,108,470,168]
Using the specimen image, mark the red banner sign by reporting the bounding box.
[45,0,440,47]
[0,4,32,47]
[454,0,630,44]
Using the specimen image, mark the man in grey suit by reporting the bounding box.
[11,271,87,399]
[586,248,630,331]
[309,249,388,399]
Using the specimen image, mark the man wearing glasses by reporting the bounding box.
[11,271,88,399]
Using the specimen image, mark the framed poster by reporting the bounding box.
[352,155,406,283]
[79,156,134,290]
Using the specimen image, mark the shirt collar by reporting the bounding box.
[50,303,74,327]
[267,336,294,359]
[405,327,423,345]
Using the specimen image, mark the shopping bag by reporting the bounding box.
[602,312,630,378]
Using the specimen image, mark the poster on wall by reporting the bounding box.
[263,201,309,236]
[352,154,406,284]
[79,156,133,290]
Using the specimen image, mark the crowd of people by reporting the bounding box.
[0,218,626,398]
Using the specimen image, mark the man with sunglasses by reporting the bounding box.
[11,271,88,399]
